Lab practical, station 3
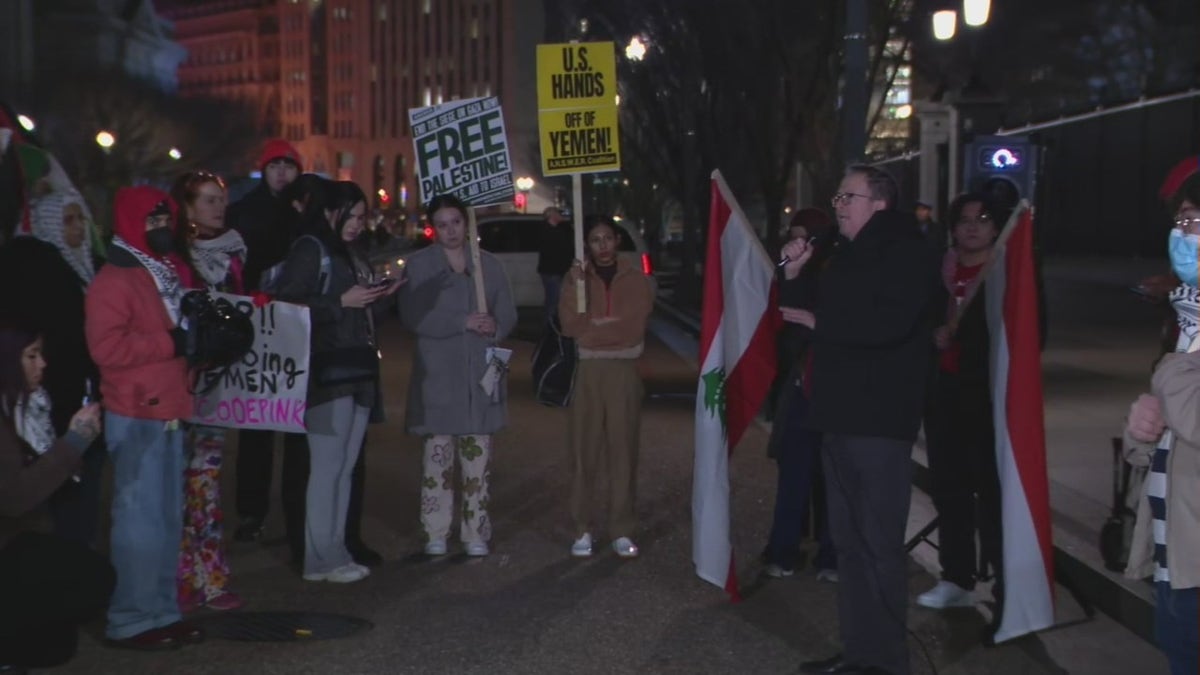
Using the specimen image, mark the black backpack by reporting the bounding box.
[531,315,577,407]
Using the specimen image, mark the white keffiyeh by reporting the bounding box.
[26,190,96,285]
[1169,284,1200,351]
[12,388,56,456]
[112,236,184,324]
[190,229,247,288]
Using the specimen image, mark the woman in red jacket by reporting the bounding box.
[85,186,204,651]
[168,171,246,612]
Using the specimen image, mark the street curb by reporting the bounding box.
[648,301,1156,645]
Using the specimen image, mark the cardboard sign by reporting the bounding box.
[536,42,621,176]
[410,96,514,206]
[193,295,311,433]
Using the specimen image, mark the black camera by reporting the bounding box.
[180,291,254,370]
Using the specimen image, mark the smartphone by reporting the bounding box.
[370,278,398,289]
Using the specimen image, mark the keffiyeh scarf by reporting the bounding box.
[12,389,55,456]
[112,236,185,324]
[190,229,247,288]
[27,190,96,285]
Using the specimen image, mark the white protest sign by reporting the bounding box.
[193,294,311,433]
[410,96,514,206]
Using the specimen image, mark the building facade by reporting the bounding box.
[167,0,544,216]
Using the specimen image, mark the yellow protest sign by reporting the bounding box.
[536,42,620,176]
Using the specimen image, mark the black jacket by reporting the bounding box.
[805,210,939,442]
[537,221,575,276]
[227,182,297,292]
[0,238,99,433]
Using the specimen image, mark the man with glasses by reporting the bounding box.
[784,165,937,675]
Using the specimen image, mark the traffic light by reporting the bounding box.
[962,134,1038,212]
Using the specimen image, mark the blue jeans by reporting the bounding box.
[1155,582,1199,675]
[541,273,563,319]
[104,412,186,640]
[765,387,836,571]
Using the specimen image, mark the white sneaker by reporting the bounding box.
[466,542,489,557]
[424,540,447,556]
[815,568,839,583]
[303,563,369,584]
[917,580,974,609]
[571,533,593,558]
[611,536,639,558]
[763,563,795,579]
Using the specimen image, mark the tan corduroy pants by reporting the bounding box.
[567,358,644,538]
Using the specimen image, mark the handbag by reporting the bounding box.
[310,346,379,387]
[1099,436,1139,572]
[531,315,577,407]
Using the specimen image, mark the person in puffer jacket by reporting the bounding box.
[85,186,205,651]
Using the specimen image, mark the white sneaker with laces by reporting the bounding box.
[917,580,974,609]
[611,536,639,558]
[424,540,448,556]
[815,568,839,583]
[571,533,593,558]
[466,542,489,557]
[303,563,369,584]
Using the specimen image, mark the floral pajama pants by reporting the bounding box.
[178,425,231,608]
[420,434,492,545]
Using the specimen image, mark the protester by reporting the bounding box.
[168,170,246,612]
[275,180,398,583]
[228,139,305,547]
[1123,156,1200,675]
[915,200,947,259]
[558,217,654,559]
[788,166,937,675]
[398,194,516,558]
[0,322,113,672]
[916,193,1003,611]
[86,186,205,649]
[762,208,837,581]
[537,206,574,319]
[0,189,105,547]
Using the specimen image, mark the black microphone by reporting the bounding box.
[777,234,822,268]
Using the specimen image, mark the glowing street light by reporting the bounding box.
[168,147,183,160]
[932,10,957,41]
[625,36,647,62]
[515,176,535,192]
[963,0,990,27]
[16,115,35,132]
[895,104,913,120]
[95,130,116,150]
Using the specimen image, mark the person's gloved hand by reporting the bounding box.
[170,325,189,358]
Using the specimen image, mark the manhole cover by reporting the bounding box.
[197,611,373,642]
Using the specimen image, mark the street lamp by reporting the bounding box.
[16,115,35,132]
[515,176,534,192]
[963,0,990,27]
[932,10,957,41]
[515,176,534,213]
[168,147,182,160]
[95,130,116,151]
[625,36,647,62]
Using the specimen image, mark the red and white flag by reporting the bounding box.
[692,170,779,598]
[984,203,1055,642]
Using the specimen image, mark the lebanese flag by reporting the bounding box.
[982,202,1055,642]
[692,170,779,598]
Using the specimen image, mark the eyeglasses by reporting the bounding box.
[956,214,994,227]
[1176,215,1200,235]
[831,192,872,207]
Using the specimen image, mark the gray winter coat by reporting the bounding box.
[398,245,517,436]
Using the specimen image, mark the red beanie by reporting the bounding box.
[1159,156,1200,202]
[258,139,302,171]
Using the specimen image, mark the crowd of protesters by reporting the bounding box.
[1,106,1197,675]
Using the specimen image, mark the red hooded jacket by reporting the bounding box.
[85,186,192,420]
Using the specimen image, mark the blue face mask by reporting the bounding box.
[1169,228,1200,287]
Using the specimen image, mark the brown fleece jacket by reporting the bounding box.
[558,256,654,358]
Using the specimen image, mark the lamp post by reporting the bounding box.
[95,130,116,154]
